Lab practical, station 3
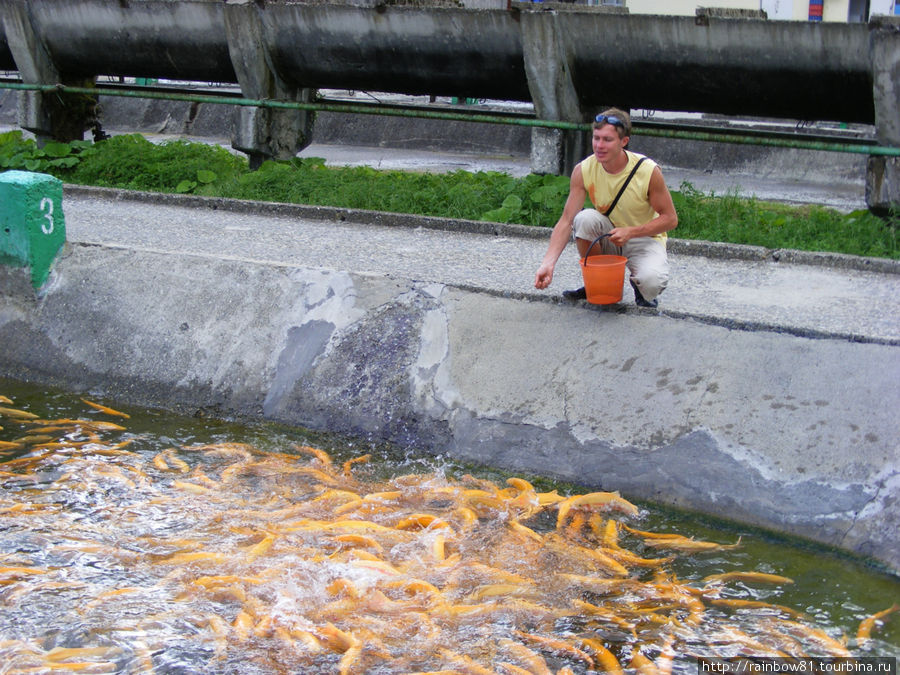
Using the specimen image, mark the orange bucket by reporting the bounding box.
[580,234,626,304]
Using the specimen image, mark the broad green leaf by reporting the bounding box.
[501,194,522,210]
[43,142,72,158]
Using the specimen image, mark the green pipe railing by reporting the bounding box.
[3,81,899,157]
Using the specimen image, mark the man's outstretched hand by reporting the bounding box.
[534,264,554,290]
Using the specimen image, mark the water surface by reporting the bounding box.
[1,378,897,673]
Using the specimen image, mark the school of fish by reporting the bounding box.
[0,395,896,674]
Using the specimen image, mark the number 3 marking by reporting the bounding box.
[39,197,54,235]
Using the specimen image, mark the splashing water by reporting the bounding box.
[0,381,897,674]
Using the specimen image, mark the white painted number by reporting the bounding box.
[39,197,54,235]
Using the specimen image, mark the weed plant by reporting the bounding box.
[1,131,896,259]
[0,130,96,173]
[61,134,247,192]
[221,157,522,222]
[671,182,898,259]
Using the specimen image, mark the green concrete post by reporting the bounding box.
[0,170,66,288]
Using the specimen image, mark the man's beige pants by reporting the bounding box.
[573,209,669,301]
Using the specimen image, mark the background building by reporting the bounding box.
[592,0,898,20]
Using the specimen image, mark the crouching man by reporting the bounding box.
[534,108,678,308]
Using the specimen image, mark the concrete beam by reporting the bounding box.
[0,0,97,142]
[865,156,900,215]
[1,0,56,138]
[867,16,900,213]
[223,0,315,168]
[6,0,876,122]
[0,0,56,83]
[520,4,590,175]
[19,0,234,83]
[871,16,900,147]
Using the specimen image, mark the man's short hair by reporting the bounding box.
[593,107,631,139]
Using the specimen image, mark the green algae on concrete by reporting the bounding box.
[0,170,66,288]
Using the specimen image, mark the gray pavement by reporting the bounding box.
[62,186,899,345]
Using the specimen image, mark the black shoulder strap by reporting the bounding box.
[603,154,648,218]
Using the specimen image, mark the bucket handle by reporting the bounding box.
[581,233,611,265]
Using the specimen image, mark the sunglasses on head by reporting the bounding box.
[595,114,625,130]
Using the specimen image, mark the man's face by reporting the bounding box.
[592,124,627,164]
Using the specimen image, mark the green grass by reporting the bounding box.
[2,130,896,259]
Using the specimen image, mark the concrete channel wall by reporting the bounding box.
[1,188,897,573]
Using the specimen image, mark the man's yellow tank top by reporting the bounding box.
[580,151,666,243]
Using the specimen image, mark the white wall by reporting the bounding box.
[823,0,850,21]
[626,0,871,21]
[760,0,793,19]
[626,0,759,15]
[869,0,895,15]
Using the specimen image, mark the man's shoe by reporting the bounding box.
[630,281,658,308]
[562,286,587,301]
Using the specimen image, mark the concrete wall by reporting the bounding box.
[0,193,897,572]
[629,0,760,15]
